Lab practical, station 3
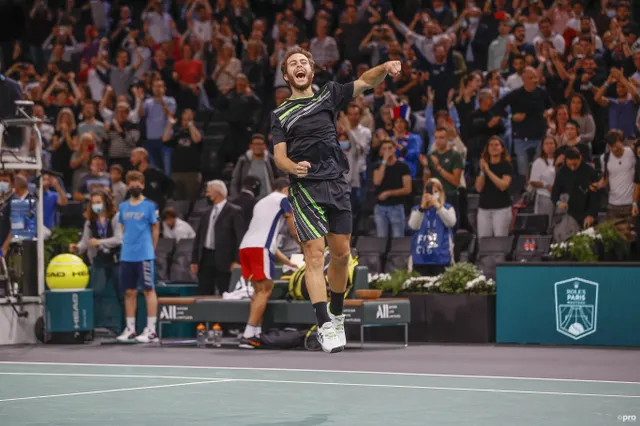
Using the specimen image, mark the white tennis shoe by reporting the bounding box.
[327,304,347,347]
[317,322,344,353]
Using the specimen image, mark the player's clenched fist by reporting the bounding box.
[384,61,402,77]
[294,161,311,178]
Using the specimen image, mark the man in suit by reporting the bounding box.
[191,180,246,295]
[455,7,491,72]
[229,175,259,226]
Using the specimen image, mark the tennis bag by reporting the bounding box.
[286,248,358,301]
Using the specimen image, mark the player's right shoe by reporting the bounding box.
[327,304,347,348]
[317,322,344,353]
[238,336,261,349]
[116,327,136,342]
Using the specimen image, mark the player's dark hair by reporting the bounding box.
[280,47,315,83]
[272,177,290,192]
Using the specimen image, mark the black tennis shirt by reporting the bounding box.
[270,81,354,182]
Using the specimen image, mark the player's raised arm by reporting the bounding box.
[353,61,402,97]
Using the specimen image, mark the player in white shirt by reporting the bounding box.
[238,178,299,349]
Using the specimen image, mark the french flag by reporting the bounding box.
[393,104,411,123]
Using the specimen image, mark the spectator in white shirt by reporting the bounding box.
[533,17,566,55]
[187,0,213,44]
[162,207,196,241]
[142,0,175,44]
[505,55,525,91]
[600,131,636,241]
[528,136,557,226]
[309,18,339,69]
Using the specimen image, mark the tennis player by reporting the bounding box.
[237,177,299,349]
[270,47,401,353]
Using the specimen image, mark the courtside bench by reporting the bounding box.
[157,266,411,347]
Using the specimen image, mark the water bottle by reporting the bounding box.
[530,237,537,252]
[196,323,206,348]
[524,238,531,252]
[212,323,223,348]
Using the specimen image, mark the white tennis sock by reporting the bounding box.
[147,317,157,333]
[243,325,255,338]
[255,325,262,337]
[126,317,135,331]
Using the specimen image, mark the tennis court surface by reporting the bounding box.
[0,344,639,425]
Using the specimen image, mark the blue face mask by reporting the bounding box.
[434,7,444,13]
[469,17,479,25]
[92,203,104,214]
[607,10,616,18]
[339,141,350,151]
[0,182,9,193]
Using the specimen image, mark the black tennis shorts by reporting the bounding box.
[289,176,352,242]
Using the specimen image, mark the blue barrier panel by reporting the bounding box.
[496,263,640,347]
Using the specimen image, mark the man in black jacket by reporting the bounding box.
[552,148,600,229]
[466,89,505,178]
[129,148,174,214]
[229,175,259,226]
[493,67,554,177]
[191,180,246,295]
[229,134,280,200]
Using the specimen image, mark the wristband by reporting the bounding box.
[634,202,638,207]
[479,171,485,177]
[381,160,387,166]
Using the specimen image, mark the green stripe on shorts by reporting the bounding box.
[297,183,326,221]
[291,191,321,240]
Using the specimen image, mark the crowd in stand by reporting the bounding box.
[3,0,640,288]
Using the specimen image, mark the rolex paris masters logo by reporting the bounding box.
[554,278,599,340]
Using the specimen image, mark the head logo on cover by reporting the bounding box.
[554,278,599,340]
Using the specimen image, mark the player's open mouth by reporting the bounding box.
[295,70,306,79]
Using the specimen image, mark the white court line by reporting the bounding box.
[0,372,638,399]
[0,379,235,403]
[0,361,638,385]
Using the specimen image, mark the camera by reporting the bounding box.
[425,183,433,194]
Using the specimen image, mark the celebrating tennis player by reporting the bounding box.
[270,47,401,353]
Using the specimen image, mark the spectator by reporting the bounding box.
[505,55,526,90]
[554,120,592,167]
[271,28,300,88]
[487,18,514,72]
[109,164,127,207]
[77,99,106,150]
[568,93,596,145]
[104,100,141,170]
[229,175,259,226]
[533,17,566,55]
[99,49,143,97]
[41,172,68,234]
[191,180,246,296]
[552,147,599,230]
[50,107,77,188]
[529,136,558,224]
[69,190,122,314]
[142,79,177,175]
[372,140,412,238]
[422,127,463,213]
[600,131,636,241]
[212,43,242,94]
[388,117,421,178]
[129,148,174,214]
[454,6,491,72]
[595,68,640,143]
[493,66,554,177]
[161,207,196,241]
[310,17,339,70]
[230,133,279,200]
[73,153,111,202]
[466,88,505,177]
[70,133,101,194]
[475,136,514,239]
[143,0,176,44]
[337,104,371,220]
[547,104,570,146]
[174,44,204,111]
[218,75,263,163]
[161,109,203,201]
[408,178,456,277]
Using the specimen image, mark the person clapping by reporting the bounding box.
[407,178,457,277]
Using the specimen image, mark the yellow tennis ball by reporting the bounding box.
[46,254,90,291]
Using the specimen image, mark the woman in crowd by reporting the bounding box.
[568,93,596,146]
[475,136,513,238]
[547,104,570,146]
[408,178,456,277]
[529,136,557,225]
[50,107,78,189]
[69,190,122,331]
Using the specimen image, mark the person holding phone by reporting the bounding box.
[408,178,456,277]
